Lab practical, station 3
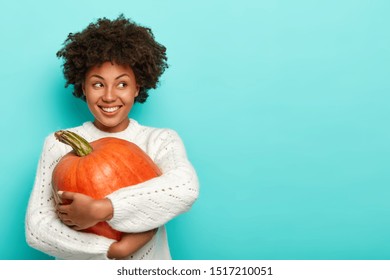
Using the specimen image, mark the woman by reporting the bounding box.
[25,15,199,260]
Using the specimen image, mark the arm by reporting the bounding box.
[106,129,199,232]
[48,128,199,234]
[55,191,157,259]
[107,229,157,259]
[25,135,115,260]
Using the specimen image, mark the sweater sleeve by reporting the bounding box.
[25,135,115,260]
[106,129,199,232]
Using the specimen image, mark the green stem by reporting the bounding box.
[54,130,93,157]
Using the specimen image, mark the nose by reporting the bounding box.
[102,86,116,102]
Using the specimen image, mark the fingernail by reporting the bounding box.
[58,191,64,196]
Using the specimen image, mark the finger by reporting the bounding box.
[57,209,68,216]
[71,225,83,231]
[53,190,62,205]
[61,218,74,225]
[58,191,75,202]
[57,211,69,222]
[57,212,74,225]
[64,220,77,228]
[57,204,70,214]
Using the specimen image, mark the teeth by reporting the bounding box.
[101,106,120,113]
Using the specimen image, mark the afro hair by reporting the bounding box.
[56,14,168,103]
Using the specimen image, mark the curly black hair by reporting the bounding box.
[56,14,168,103]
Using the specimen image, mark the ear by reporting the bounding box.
[135,85,140,97]
[82,82,86,96]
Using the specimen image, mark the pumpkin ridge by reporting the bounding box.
[52,131,161,241]
[115,141,160,183]
[95,148,126,194]
[92,150,116,198]
[68,157,77,193]
[74,155,83,195]
[122,140,161,174]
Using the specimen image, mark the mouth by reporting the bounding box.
[99,106,121,113]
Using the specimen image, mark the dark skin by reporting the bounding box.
[54,15,168,259]
[56,191,156,259]
[55,63,158,259]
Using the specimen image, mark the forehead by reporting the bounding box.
[86,61,134,78]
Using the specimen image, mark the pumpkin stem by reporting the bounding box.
[54,130,93,157]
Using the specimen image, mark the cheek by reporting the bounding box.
[122,90,138,104]
[85,100,96,115]
[84,89,99,103]
[84,94,99,113]
[123,98,135,108]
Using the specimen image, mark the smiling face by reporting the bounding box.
[83,62,139,133]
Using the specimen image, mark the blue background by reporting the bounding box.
[0,0,389,260]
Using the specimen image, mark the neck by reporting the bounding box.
[93,118,130,133]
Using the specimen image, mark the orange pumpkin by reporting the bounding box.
[52,130,161,241]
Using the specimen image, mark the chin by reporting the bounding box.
[96,118,129,132]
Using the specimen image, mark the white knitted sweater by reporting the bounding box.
[25,119,199,260]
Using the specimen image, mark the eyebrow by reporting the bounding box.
[88,74,130,80]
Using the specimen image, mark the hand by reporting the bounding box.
[107,229,158,259]
[56,191,113,231]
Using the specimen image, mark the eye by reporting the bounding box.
[93,82,104,88]
[118,82,127,88]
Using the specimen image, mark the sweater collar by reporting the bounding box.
[82,118,139,141]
